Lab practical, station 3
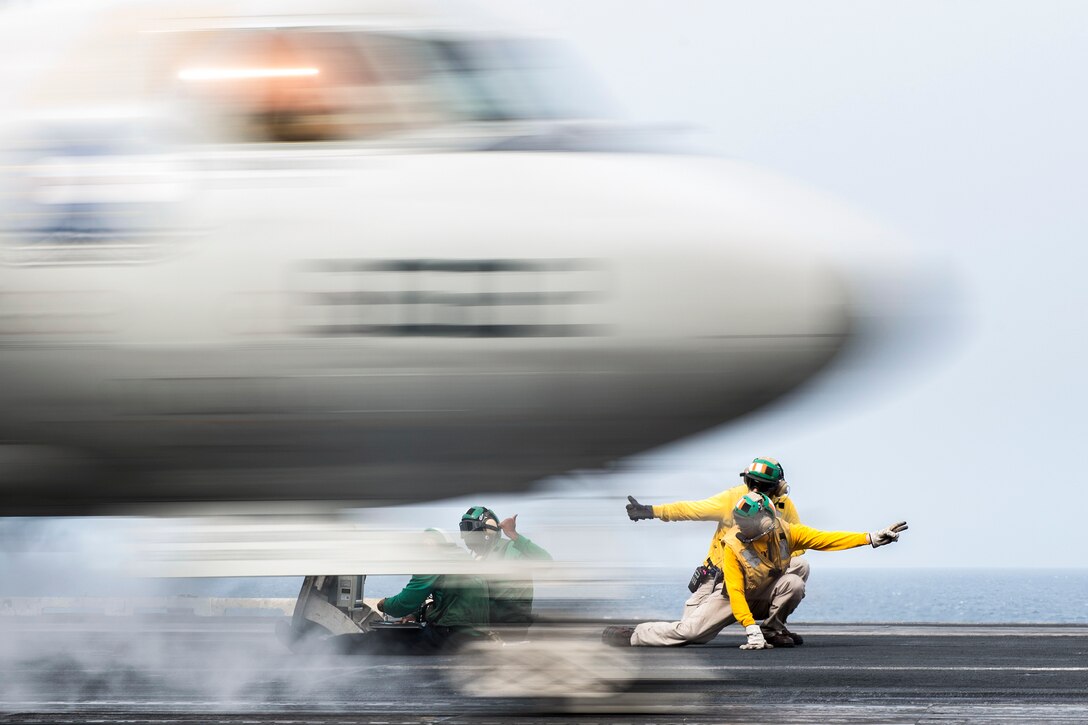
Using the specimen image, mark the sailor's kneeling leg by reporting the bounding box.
[786,556,810,582]
[763,572,805,637]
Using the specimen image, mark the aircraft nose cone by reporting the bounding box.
[527,153,900,460]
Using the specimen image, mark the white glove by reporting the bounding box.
[739,623,773,650]
[869,521,909,547]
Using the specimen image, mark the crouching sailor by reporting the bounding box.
[376,529,491,651]
[459,506,551,642]
[723,492,908,649]
[604,456,808,647]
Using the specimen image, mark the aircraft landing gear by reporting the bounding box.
[277,575,383,652]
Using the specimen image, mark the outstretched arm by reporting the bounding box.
[649,489,739,522]
[777,496,806,556]
[788,521,908,552]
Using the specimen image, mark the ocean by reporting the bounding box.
[609,568,1088,624]
[143,568,1088,625]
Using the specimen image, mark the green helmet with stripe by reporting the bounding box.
[460,506,498,529]
[733,491,777,542]
[740,456,786,495]
[459,505,500,556]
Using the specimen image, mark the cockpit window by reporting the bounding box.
[165,29,406,143]
[429,38,605,123]
[161,29,606,144]
[24,23,609,146]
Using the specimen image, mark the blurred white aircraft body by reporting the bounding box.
[0,0,903,514]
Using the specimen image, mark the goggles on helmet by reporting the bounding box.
[459,506,501,556]
[740,457,786,496]
[743,474,787,496]
[458,518,500,533]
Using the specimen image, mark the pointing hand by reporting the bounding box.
[869,521,909,548]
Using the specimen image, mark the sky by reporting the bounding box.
[479,1,1088,568]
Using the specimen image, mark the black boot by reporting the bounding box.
[601,625,636,647]
[780,626,804,646]
[761,627,795,648]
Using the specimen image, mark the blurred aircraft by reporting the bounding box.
[0,0,908,515]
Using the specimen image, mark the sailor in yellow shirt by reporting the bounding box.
[605,456,810,647]
[725,492,908,649]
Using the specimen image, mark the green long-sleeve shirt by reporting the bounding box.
[382,573,490,632]
[493,535,552,562]
[381,574,439,618]
[485,535,551,626]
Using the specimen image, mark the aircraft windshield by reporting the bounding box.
[429,37,607,123]
[159,29,608,144]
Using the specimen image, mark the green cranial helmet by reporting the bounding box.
[459,505,500,555]
[422,528,452,547]
[460,506,498,529]
[739,456,786,495]
[733,491,777,541]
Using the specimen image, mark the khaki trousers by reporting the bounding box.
[630,557,810,647]
[747,556,809,635]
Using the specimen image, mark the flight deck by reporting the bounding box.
[1,610,1085,724]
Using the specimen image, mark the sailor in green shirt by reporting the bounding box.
[459,506,551,641]
[376,529,490,651]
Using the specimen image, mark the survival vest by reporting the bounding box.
[723,519,793,594]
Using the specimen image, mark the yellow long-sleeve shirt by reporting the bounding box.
[651,483,803,567]
[722,522,870,627]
